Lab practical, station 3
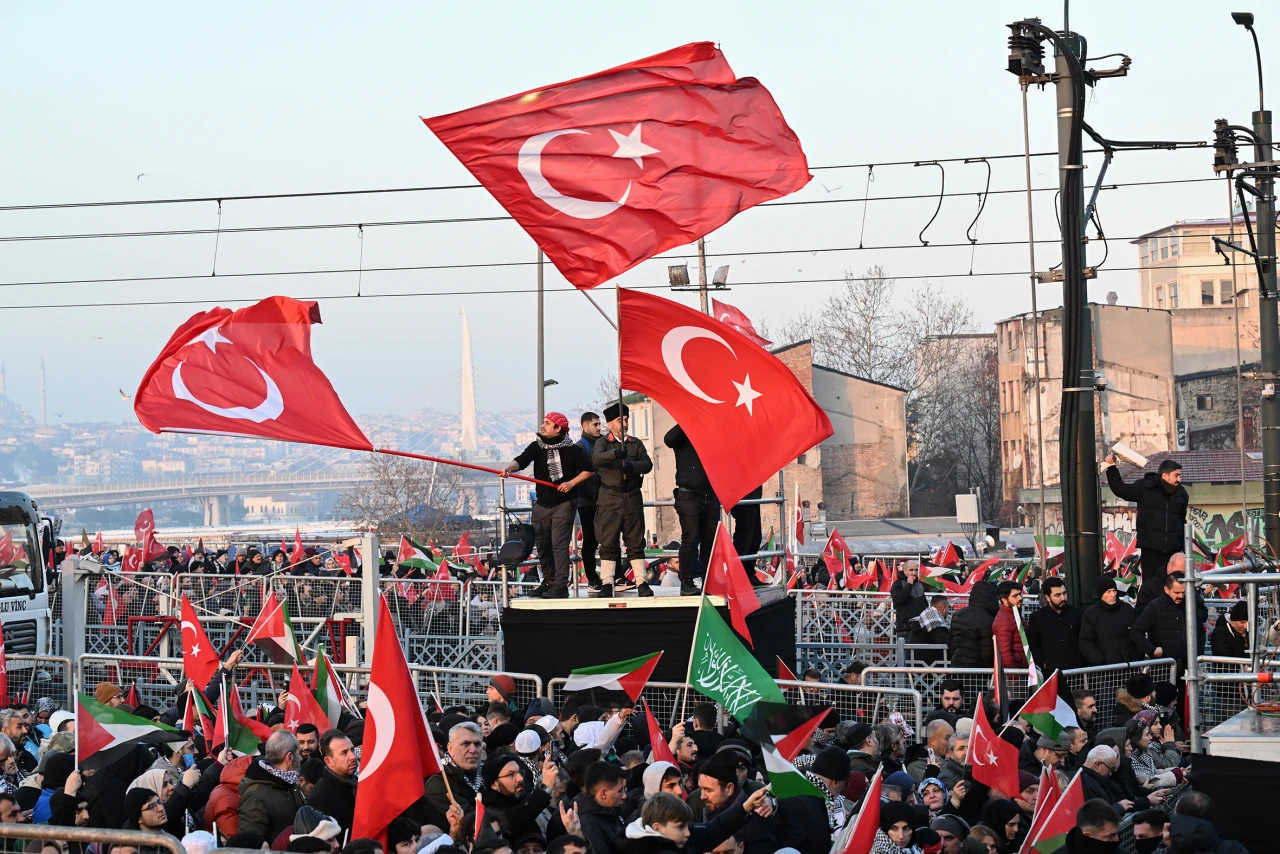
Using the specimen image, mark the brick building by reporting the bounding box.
[1174,362,1260,451]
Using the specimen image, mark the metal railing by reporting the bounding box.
[6,655,74,712]
[0,824,185,854]
[546,677,923,740]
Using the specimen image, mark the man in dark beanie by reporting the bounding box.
[480,753,553,842]
[503,413,593,600]
[1079,577,1138,666]
[592,402,654,598]
[1210,600,1251,657]
[777,744,843,854]
[698,752,775,854]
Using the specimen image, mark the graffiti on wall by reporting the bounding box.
[1189,506,1264,544]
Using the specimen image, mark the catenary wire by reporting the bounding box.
[0,175,1223,244]
[0,261,1236,312]
[0,146,1192,213]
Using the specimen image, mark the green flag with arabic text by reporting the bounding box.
[689,598,784,721]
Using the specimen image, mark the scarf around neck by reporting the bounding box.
[804,771,847,832]
[536,432,575,482]
[258,760,300,786]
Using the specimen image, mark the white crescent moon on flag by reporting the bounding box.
[660,327,736,404]
[360,683,395,778]
[171,359,285,423]
[518,129,630,220]
[181,621,197,637]
[285,694,301,713]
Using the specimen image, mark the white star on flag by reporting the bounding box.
[733,375,762,415]
[191,643,202,657]
[610,125,660,169]
[194,326,231,353]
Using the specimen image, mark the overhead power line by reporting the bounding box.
[0,145,1203,213]
[0,175,1220,244]
[0,261,1231,312]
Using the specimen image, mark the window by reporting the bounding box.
[1202,280,1216,305]
[1221,280,1234,304]
[1140,242,1148,267]
[1170,285,1179,308]
[1156,285,1164,307]
[1197,394,1214,411]
[1160,236,1169,259]
[1149,237,1159,261]
[1171,235,1180,256]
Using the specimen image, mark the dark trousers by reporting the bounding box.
[532,500,576,587]
[1136,547,1176,615]
[674,489,720,582]
[732,486,764,574]
[596,488,646,564]
[577,504,601,585]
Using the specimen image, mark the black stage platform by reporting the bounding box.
[501,587,795,686]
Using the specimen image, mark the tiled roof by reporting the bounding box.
[1116,449,1261,483]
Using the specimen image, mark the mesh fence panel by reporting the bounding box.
[1198,655,1280,730]
[861,667,996,720]
[84,572,178,657]
[7,656,73,712]
[1059,660,1178,730]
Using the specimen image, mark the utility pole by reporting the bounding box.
[1007,18,1127,602]
[697,238,710,315]
[536,249,545,422]
[1216,13,1279,556]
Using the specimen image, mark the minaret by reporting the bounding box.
[459,307,478,457]
[39,359,46,426]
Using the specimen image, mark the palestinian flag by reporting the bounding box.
[743,701,832,762]
[188,684,215,735]
[920,564,961,592]
[1017,671,1077,741]
[563,651,663,700]
[1013,606,1039,686]
[1114,571,1138,593]
[245,590,305,664]
[396,536,436,571]
[775,657,799,682]
[763,528,777,568]
[1216,534,1246,566]
[1192,530,1216,564]
[993,643,1010,724]
[80,529,92,554]
[312,643,346,726]
[1015,561,1034,584]
[210,684,259,756]
[1022,769,1085,853]
[77,692,186,769]
[739,704,826,798]
[1035,535,1065,572]
[1024,763,1062,852]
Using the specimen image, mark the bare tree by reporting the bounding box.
[335,453,464,542]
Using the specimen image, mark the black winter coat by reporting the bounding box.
[1105,468,1189,554]
[1161,814,1251,854]
[891,577,927,634]
[908,620,949,664]
[1026,603,1087,675]
[1079,599,1138,665]
[574,791,628,854]
[705,787,777,854]
[773,794,831,854]
[480,785,551,842]
[306,768,357,834]
[948,582,999,667]
[1210,615,1248,658]
[1130,591,1208,664]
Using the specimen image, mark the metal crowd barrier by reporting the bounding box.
[1197,655,1280,731]
[0,824,185,854]
[74,653,542,715]
[546,677,923,740]
[797,641,950,678]
[862,659,1178,731]
[6,655,74,712]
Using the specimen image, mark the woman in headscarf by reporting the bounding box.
[127,768,192,837]
[871,801,921,854]
[33,700,57,739]
[978,798,1024,854]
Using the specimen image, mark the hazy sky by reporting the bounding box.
[0,1,1266,426]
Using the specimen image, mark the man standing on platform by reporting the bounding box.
[665,423,717,596]
[993,581,1028,671]
[503,413,593,600]
[592,402,654,599]
[1102,456,1188,613]
[732,485,765,581]
[576,412,604,593]
[1025,576,1086,677]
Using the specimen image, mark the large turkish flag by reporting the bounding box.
[134,296,372,452]
[618,289,832,509]
[423,42,810,289]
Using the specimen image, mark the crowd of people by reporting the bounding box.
[0,655,1251,854]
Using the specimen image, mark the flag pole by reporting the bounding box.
[680,526,717,722]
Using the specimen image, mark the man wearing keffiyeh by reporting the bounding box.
[503,413,594,600]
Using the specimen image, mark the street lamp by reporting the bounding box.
[1232,12,1264,111]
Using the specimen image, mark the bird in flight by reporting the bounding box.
[119,389,132,400]
[136,173,147,181]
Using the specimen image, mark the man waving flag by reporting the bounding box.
[618,289,832,509]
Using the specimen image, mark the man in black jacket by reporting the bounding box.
[306,730,358,835]
[948,582,999,667]
[1210,601,1250,657]
[1103,456,1188,612]
[908,596,950,664]
[504,413,594,599]
[573,761,630,854]
[1079,578,1138,665]
[890,562,927,637]
[592,403,655,599]
[479,754,553,842]
[575,412,604,592]
[698,752,775,854]
[1026,577,1087,677]
[1129,568,1207,678]
[665,424,717,596]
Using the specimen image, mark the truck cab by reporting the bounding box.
[0,492,53,656]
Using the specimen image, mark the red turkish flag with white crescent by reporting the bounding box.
[711,298,772,348]
[618,288,832,509]
[702,522,760,646]
[180,595,221,689]
[134,297,372,452]
[351,595,442,846]
[284,662,330,733]
[133,509,155,544]
[423,42,810,289]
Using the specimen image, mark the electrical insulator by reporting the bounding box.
[1006,22,1045,77]
[1213,118,1239,170]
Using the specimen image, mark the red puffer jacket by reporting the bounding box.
[205,754,252,837]
[993,605,1028,668]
